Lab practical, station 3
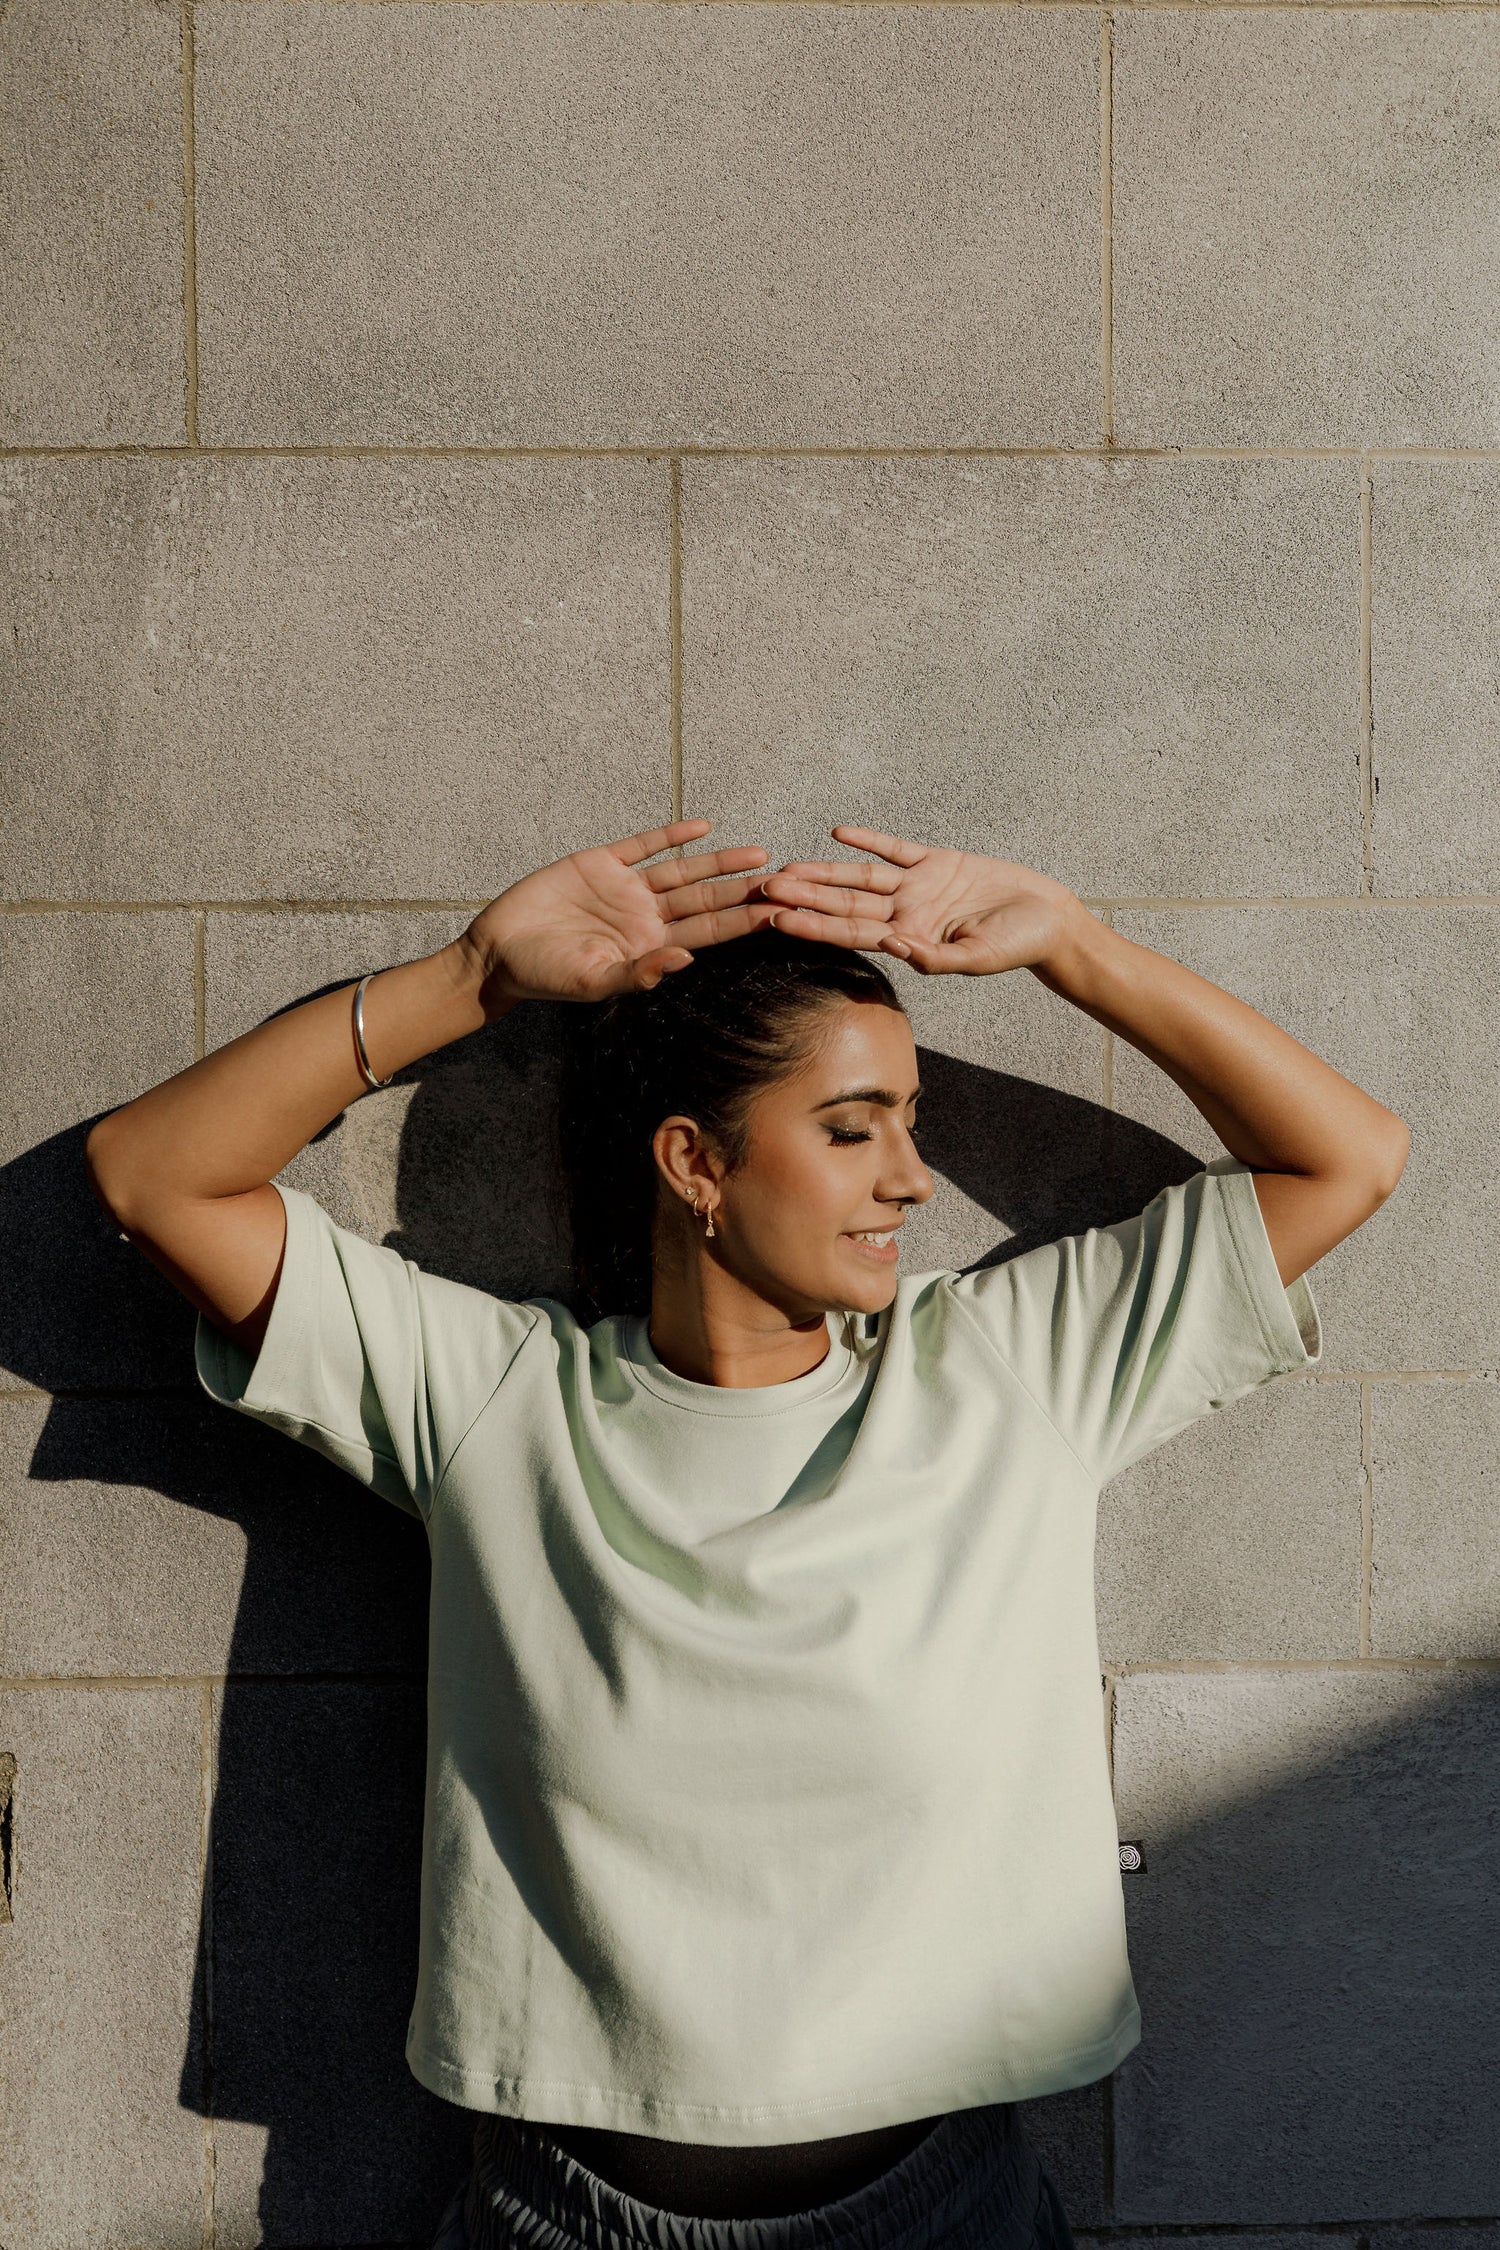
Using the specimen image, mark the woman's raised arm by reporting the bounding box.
[84,820,774,1357]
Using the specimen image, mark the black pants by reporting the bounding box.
[433,2102,1077,2250]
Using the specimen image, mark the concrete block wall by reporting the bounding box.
[2,0,1496,2241]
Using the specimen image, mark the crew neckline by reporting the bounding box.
[620,1311,859,1416]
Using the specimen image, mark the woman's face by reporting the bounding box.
[703,997,936,1318]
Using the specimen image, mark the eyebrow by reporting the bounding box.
[812,1085,923,1112]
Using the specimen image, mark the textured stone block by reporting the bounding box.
[194,0,1100,449]
[0,1392,429,1679]
[0,1685,206,2249]
[681,457,1362,900]
[1099,1376,1362,1663]
[0,0,184,445]
[1114,12,1500,448]
[1016,2079,1107,2228]
[1371,1376,1500,1660]
[203,912,473,1057]
[0,456,672,902]
[0,911,195,1156]
[206,1682,473,2245]
[1111,907,1500,1374]
[1372,461,1500,896]
[1112,1669,1500,2219]
[0,912,197,1394]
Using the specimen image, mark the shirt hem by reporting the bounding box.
[403,2003,1143,2137]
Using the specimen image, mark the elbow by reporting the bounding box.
[83,1116,138,1229]
[1366,1115,1411,1206]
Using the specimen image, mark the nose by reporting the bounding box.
[882,1132,935,1209]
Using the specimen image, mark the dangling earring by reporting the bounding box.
[690,1194,716,1240]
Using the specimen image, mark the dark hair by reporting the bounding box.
[558,930,904,1321]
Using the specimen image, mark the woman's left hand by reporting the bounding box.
[759,827,1090,977]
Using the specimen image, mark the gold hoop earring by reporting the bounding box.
[690,1194,716,1240]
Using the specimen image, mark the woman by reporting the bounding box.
[84,818,1408,2250]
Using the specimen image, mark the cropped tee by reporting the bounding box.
[194,1154,1322,2144]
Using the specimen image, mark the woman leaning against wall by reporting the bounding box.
[84,818,1407,2250]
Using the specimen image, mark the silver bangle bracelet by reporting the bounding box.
[352,973,394,1092]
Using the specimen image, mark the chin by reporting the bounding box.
[831,1271,901,1317]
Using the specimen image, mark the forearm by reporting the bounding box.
[1034,911,1408,1188]
[86,935,500,1220]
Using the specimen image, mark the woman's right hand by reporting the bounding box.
[461,819,777,1013]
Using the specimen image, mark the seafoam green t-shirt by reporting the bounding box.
[195,1154,1322,2143]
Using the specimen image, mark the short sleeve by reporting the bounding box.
[193,1181,538,1521]
[946,1156,1323,1485]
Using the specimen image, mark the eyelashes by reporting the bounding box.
[826,1124,921,1146]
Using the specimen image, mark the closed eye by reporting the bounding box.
[826,1121,920,1146]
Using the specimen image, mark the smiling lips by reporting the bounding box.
[846,1228,901,1258]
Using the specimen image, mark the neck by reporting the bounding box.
[647,1239,833,1390]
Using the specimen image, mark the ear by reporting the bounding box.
[651,1116,727,1213]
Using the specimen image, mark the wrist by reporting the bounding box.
[450,930,522,1020]
[1030,903,1127,1004]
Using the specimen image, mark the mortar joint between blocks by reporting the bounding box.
[1100,7,1114,451]
[1359,1376,1374,1660]
[670,458,684,832]
[1359,454,1375,900]
[181,0,198,451]
[193,910,206,1061]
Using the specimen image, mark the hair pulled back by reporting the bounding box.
[558,929,904,1322]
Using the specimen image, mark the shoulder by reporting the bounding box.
[877,1264,1014,1368]
[279,1179,549,1377]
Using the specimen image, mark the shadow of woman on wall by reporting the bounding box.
[8,988,1495,2242]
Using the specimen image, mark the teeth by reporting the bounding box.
[850,1230,897,1246]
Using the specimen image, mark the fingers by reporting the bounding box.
[879,932,992,976]
[759,875,896,922]
[609,817,713,867]
[763,905,896,951]
[659,872,777,921]
[829,825,928,867]
[668,900,781,950]
[764,861,902,897]
[645,845,769,895]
